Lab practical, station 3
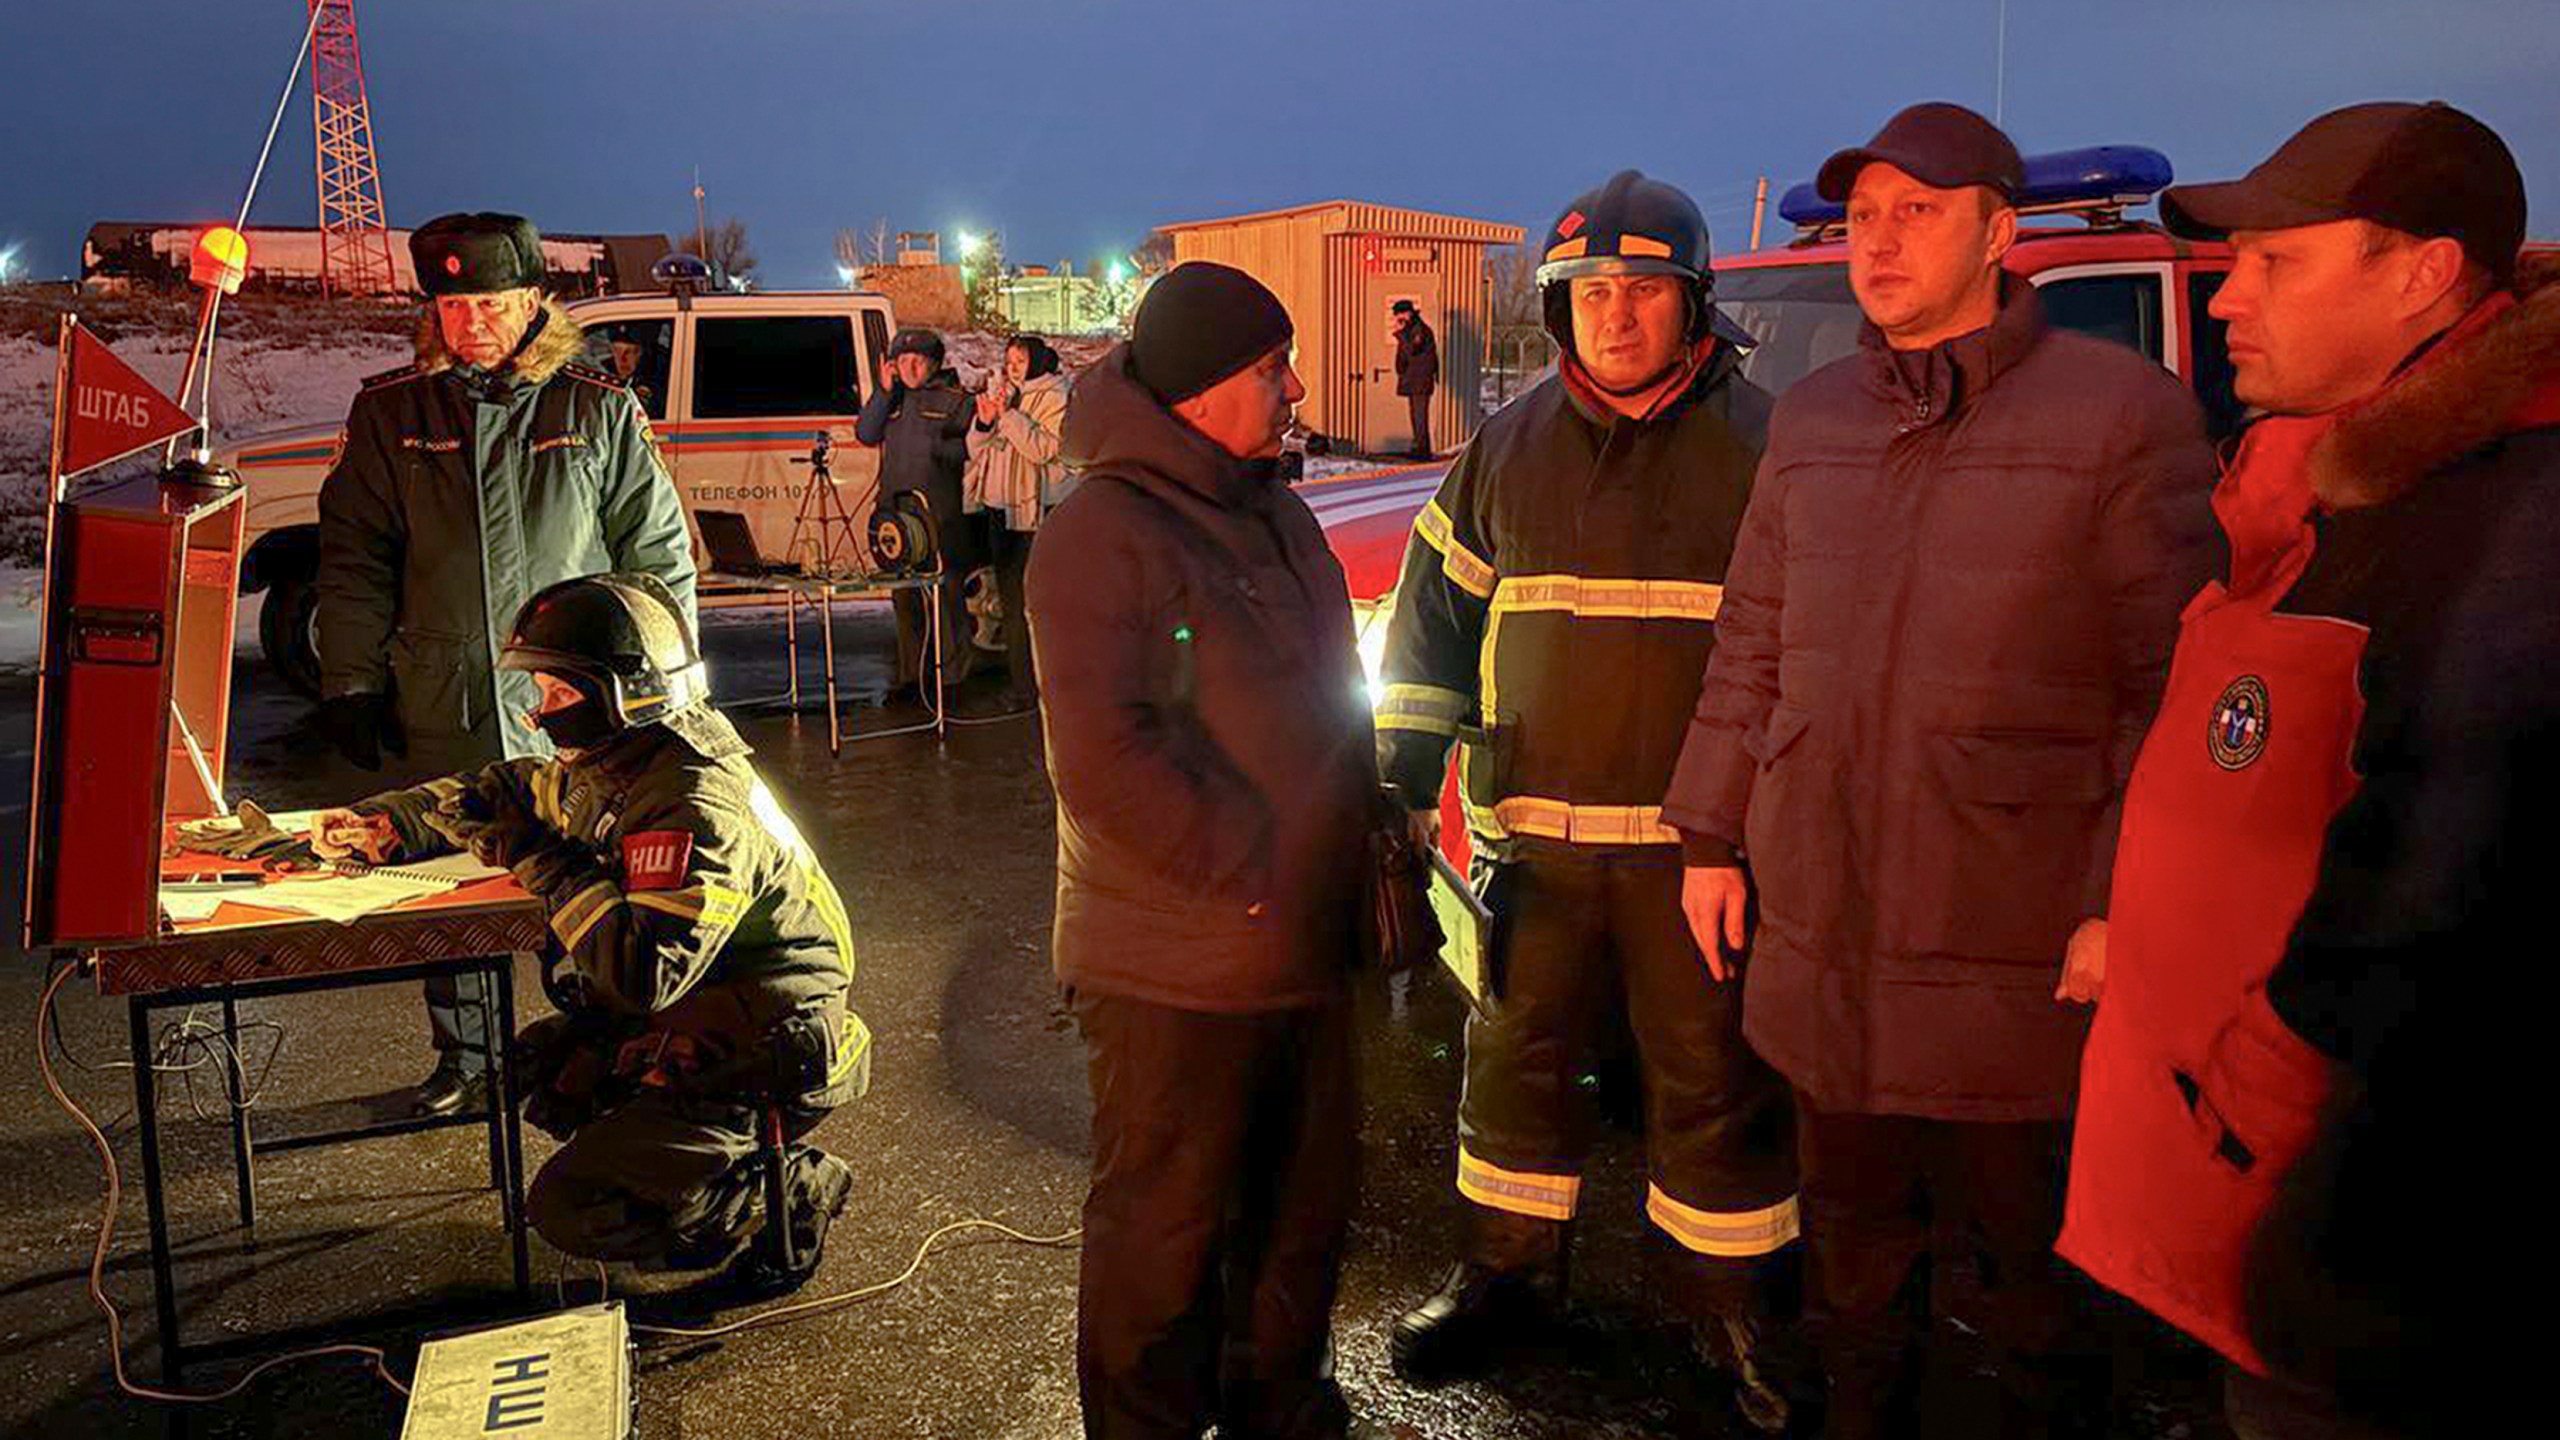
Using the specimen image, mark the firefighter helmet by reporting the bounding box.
[498,572,708,732]
[1536,170,1719,351]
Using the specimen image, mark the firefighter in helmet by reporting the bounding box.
[311,573,870,1292]
[1375,172,1802,1428]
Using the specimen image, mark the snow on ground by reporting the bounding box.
[0,325,410,561]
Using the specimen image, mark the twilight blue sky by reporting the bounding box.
[5,0,2554,289]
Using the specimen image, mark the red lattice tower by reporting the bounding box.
[308,1,397,296]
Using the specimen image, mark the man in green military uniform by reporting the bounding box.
[312,574,867,1289]
[317,212,697,1117]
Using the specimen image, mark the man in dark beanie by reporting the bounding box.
[856,324,978,693]
[317,210,695,1118]
[1028,261,1391,1439]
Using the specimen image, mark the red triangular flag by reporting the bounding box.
[57,322,197,480]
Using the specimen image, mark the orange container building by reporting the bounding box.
[1156,200,1524,458]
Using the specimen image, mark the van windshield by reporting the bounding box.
[1715,263,1864,397]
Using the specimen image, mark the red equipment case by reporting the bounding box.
[21,473,245,951]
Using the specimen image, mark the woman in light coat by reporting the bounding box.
[966,334,1071,705]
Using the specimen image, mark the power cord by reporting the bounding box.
[34,961,411,1404]
[39,962,1079,1397]
[630,1216,1082,1343]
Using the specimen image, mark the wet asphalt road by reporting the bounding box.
[0,603,2227,1439]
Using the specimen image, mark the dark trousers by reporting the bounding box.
[1456,852,1797,1299]
[1074,990,1359,1440]
[1796,1099,2081,1431]
[1405,390,1434,459]
[526,1084,832,1267]
[990,523,1037,696]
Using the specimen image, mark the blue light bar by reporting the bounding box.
[1775,144,2176,232]
[2019,145,2174,207]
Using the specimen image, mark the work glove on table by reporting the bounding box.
[319,693,402,772]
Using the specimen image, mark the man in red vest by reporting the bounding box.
[2058,101,2558,1440]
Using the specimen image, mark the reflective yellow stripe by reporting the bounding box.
[1543,236,1590,263]
[1618,233,1675,260]
[1457,1147,1581,1222]
[550,879,621,951]
[829,1011,873,1086]
[1414,499,1495,600]
[629,881,749,930]
[1490,574,1723,623]
[1377,682,1472,737]
[1645,1185,1801,1258]
[1467,795,1682,847]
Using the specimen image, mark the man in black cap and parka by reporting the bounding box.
[1376,171,1801,1432]
[317,211,696,1118]
[1664,103,2218,1436]
[1029,262,1388,1439]
[856,325,978,692]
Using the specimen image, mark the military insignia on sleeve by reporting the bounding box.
[2208,676,2271,771]
[621,830,695,890]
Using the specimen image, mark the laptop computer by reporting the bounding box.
[696,509,801,578]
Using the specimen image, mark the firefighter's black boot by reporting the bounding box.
[1693,1309,1792,1435]
[1387,1209,1567,1381]
[720,1147,853,1299]
[1387,1262,1557,1381]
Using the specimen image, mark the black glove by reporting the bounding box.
[319,693,395,772]
[511,1012,616,1141]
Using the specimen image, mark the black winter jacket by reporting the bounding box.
[1027,346,1378,1012]
[1379,341,1769,856]
[856,367,973,522]
[1396,317,1440,397]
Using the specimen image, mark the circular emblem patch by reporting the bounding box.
[444,254,464,275]
[2208,675,2271,771]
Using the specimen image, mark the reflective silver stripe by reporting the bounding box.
[1491,574,1723,623]
[1377,682,1472,737]
[1457,1146,1581,1221]
[1415,499,1496,599]
[1645,1184,1801,1258]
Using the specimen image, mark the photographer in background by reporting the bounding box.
[966,333,1072,711]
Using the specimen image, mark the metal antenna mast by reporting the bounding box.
[308,0,397,296]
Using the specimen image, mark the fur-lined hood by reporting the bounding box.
[2314,251,2560,509]
[411,295,585,385]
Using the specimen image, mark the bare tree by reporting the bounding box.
[1487,244,1539,330]
[681,217,758,287]
[833,217,893,274]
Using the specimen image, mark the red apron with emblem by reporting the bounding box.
[2057,415,2364,1374]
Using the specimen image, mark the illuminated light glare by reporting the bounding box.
[191,226,251,294]
[0,245,18,283]
[1355,600,1393,708]
[1108,259,1131,284]
[836,265,856,286]
[957,231,984,259]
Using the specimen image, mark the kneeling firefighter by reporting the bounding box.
[313,573,872,1292]
[1375,172,1802,1430]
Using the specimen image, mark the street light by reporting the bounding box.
[1108,258,1130,285]
[0,245,18,285]
[836,264,856,288]
[957,230,984,260]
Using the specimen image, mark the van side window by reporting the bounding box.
[584,319,673,419]
[2038,273,2163,364]
[860,310,891,394]
[2186,272,2246,443]
[691,316,862,420]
